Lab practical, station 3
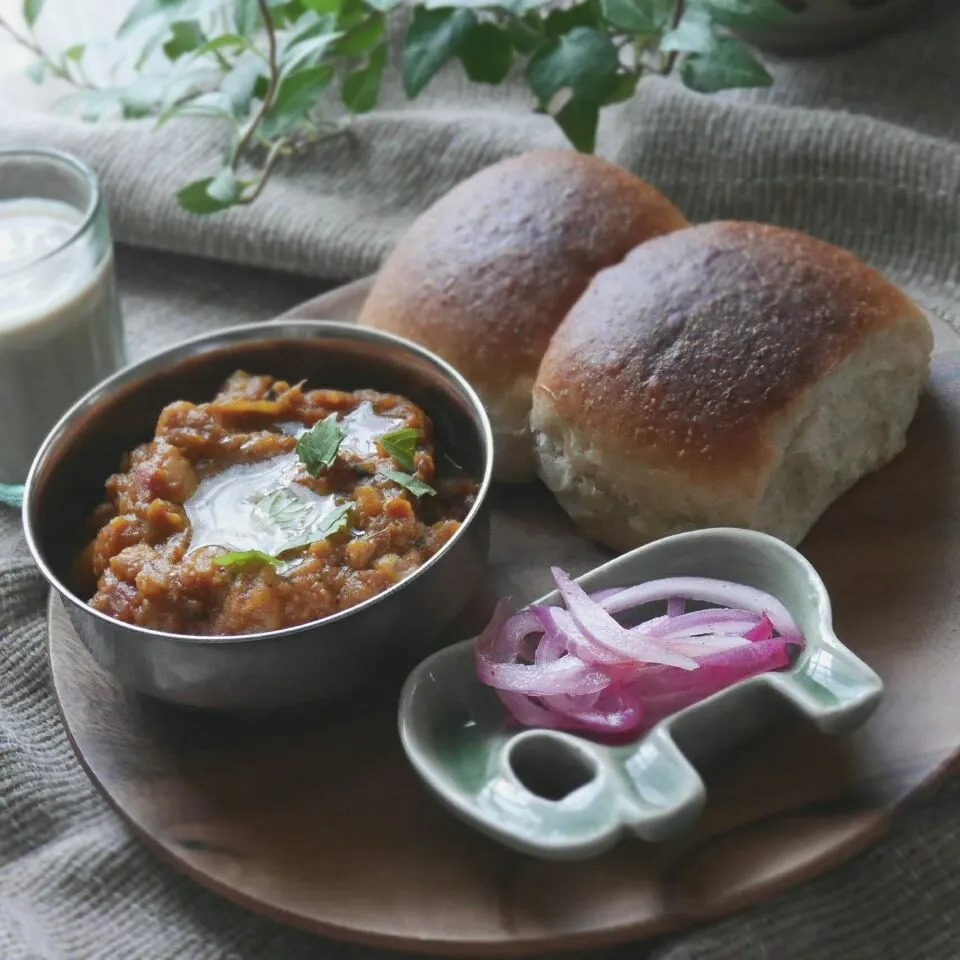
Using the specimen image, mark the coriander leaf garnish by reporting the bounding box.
[214,549,280,569]
[254,488,314,527]
[382,469,437,498]
[296,412,345,475]
[276,503,353,554]
[379,427,419,471]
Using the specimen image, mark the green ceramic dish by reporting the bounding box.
[398,527,884,860]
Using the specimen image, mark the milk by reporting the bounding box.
[0,197,124,488]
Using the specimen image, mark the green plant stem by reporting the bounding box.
[0,14,96,89]
[230,0,279,167]
[662,0,685,75]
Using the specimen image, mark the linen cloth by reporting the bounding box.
[2,1,960,956]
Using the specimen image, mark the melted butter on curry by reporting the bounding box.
[187,401,405,556]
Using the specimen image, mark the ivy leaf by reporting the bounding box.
[177,174,246,213]
[215,549,280,569]
[280,31,345,75]
[206,166,244,204]
[680,35,773,94]
[25,60,45,84]
[459,22,511,85]
[119,73,172,117]
[296,412,345,475]
[600,0,671,33]
[526,28,620,108]
[691,0,790,28]
[379,427,419,472]
[526,27,619,152]
[342,42,386,113]
[544,0,600,37]
[554,98,601,153]
[157,90,237,126]
[119,0,188,38]
[602,72,638,105]
[23,0,46,26]
[335,15,385,56]
[190,33,250,58]
[221,56,265,115]
[259,65,334,138]
[234,0,260,34]
[402,7,477,99]
[163,20,206,59]
[504,17,541,54]
[661,11,714,54]
[381,469,437,498]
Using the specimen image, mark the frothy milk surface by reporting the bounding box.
[0,197,124,485]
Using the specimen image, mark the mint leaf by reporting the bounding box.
[382,469,437,498]
[600,0,671,33]
[23,0,46,26]
[296,412,345,475]
[215,549,280,568]
[402,7,477,99]
[260,65,334,138]
[459,22,511,85]
[680,35,773,94]
[661,12,714,54]
[177,176,243,214]
[234,0,260,34]
[379,427,419,471]
[336,15,384,55]
[162,20,205,59]
[342,43,386,113]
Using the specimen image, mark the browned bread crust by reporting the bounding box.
[535,221,927,484]
[357,149,689,481]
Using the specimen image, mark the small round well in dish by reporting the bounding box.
[23,321,494,710]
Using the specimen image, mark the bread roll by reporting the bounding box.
[531,221,933,549]
[357,149,689,482]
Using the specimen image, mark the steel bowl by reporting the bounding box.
[22,321,494,710]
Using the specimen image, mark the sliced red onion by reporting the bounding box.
[644,607,761,638]
[551,567,698,671]
[601,576,802,644]
[476,570,804,743]
[667,596,685,618]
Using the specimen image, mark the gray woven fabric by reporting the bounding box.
[2,1,960,957]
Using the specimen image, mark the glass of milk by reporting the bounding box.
[0,149,125,507]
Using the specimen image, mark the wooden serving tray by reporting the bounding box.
[49,281,960,956]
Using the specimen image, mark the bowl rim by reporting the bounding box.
[22,319,495,646]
